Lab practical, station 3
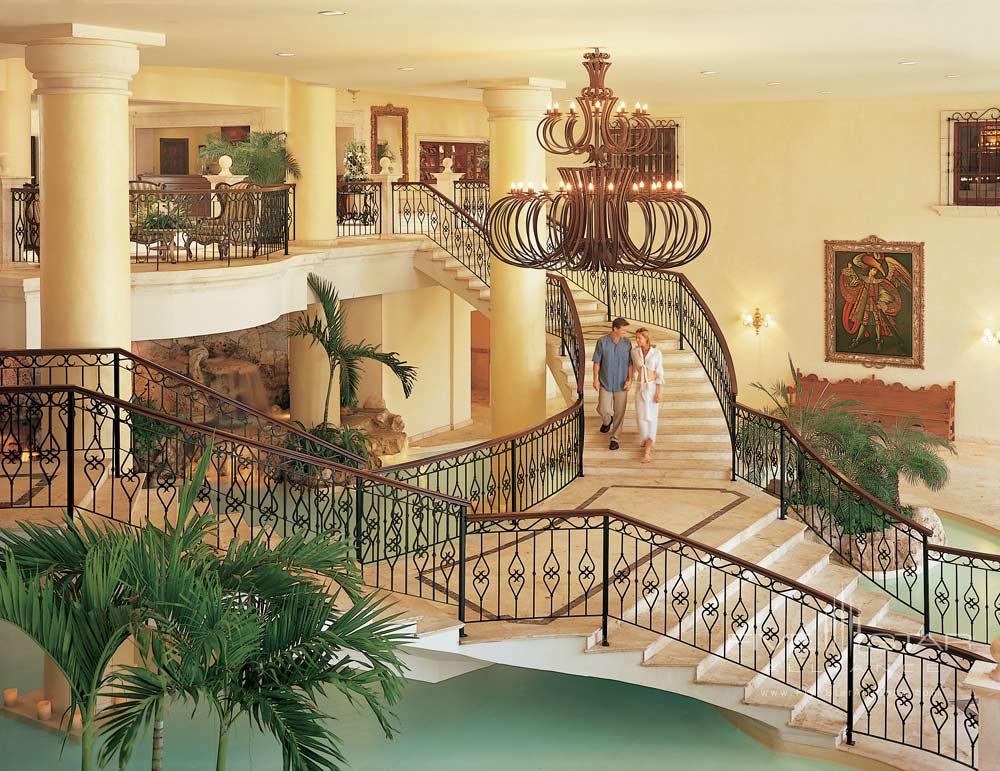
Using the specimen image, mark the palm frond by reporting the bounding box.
[345,343,418,398]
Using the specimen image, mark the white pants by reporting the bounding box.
[635,383,660,444]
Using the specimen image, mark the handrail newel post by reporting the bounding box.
[458,507,468,637]
[66,390,75,521]
[353,477,364,563]
[846,611,856,746]
[577,408,585,478]
[729,397,737,482]
[779,427,787,520]
[601,513,610,647]
[508,439,518,513]
[283,188,290,255]
[112,351,121,478]
[604,268,612,322]
[559,290,567,356]
[678,297,685,350]
[922,532,931,635]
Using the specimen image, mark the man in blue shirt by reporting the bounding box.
[592,317,632,450]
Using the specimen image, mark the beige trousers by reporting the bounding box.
[597,388,628,441]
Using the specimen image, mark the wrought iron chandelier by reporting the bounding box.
[487,49,711,272]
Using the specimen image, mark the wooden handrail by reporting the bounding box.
[0,347,365,466]
[467,507,860,615]
[0,384,467,506]
[855,622,994,664]
[735,401,933,537]
[391,181,489,239]
[666,270,739,398]
[546,271,586,395]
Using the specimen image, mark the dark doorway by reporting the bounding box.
[159,138,189,175]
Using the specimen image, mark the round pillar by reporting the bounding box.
[286,80,337,245]
[483,85,552,436]
[0,58,33,178]
[24,36,141,350]
[288,303,340,429]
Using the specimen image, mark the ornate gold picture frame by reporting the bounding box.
[370,104,409,181]
[824,235,924,369]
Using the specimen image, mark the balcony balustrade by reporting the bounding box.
[7,181,296,268]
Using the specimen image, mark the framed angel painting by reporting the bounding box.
[824,235,924,368]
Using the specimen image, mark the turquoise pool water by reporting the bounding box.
[0,621,849,771]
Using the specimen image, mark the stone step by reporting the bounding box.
[641,537,834,669]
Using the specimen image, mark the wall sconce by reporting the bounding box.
[742,308,775,335]
[985,328,1000,345]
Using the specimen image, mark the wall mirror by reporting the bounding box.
[370,104,409,180]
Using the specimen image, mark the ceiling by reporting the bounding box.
[2,0,1000,104]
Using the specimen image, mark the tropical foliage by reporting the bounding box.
[288,422,378,471]
[0,444,408,771]
[287,273,417,425]
[342,141,369,184]
[752,357,955,520]
[200,131,301,185]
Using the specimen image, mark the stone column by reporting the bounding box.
[0,58,34,265]
[375,157,401,239]
[286,79,337,246]
[16,25,164,350]
[288,302,340,429]
[480,81,556,436]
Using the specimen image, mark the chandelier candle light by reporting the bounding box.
[487,49,711,272]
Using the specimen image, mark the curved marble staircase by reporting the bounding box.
[413,242,733,479]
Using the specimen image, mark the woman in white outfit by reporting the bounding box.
[629,328,665,464]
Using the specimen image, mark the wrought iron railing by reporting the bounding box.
[453,180,490,226]
[561,267,737,430]
[382,273,585,512]
[851,625,984,766]
[10,185,295,268]
[129,185,293,266]
[392,182,490,285]
[337,181,381,237]
[562,265,1000,648]
[0,348,365,468]
[10,184,39,263]
[545,273,585,393]
[0,384,467,606]
[463,507,984,767]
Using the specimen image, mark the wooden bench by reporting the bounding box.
[795,371,956,440]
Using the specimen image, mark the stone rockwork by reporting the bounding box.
[134,318,290,411]
[815,504,948,574]
[340,396,408,458]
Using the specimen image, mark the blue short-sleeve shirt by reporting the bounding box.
[592,334,632,392]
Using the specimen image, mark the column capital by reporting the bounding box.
[2,24,165,96]
[469,77,564,121]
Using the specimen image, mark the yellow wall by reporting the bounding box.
[337,89,488,180]
[380,286,472,438]
[633,93,1000,441]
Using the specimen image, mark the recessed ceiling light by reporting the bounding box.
[766,81,782,86]
[275,52,296,57]
[818,90,832,95]
[397,66,416,71]
[944,73,960,78]
[897,60,918,66]
[318,10,347,15]
[700,70,717,75]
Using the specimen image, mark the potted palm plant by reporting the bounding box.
[200,131,301,185]
[287,273,417,435]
